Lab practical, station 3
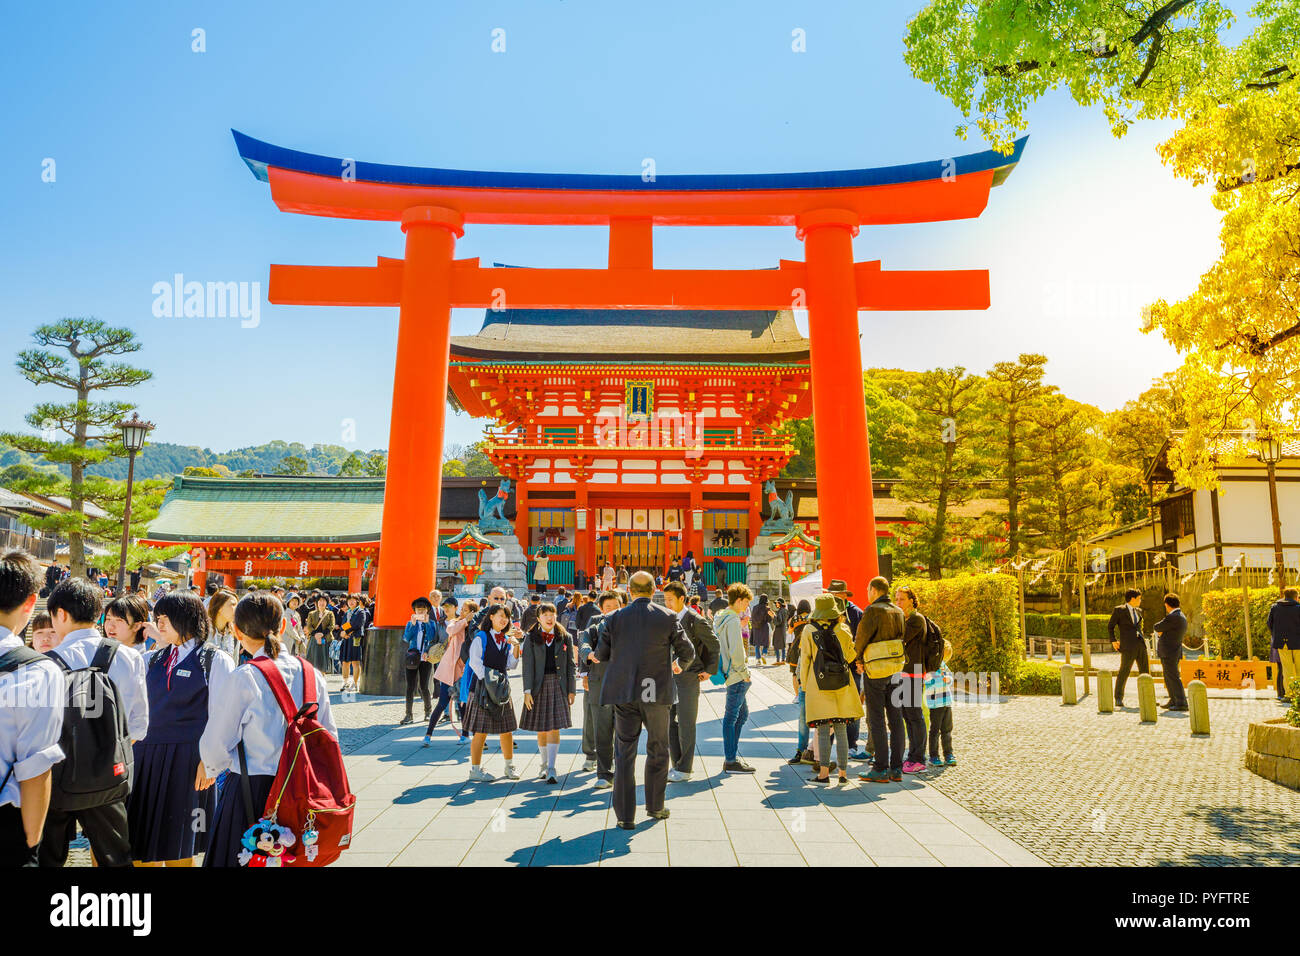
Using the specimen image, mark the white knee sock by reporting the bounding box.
[545,742,559,769]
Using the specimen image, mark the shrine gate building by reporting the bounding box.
[447,307,812,587]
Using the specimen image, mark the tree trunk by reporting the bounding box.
[929,441,954,580]
[1006,413,1019,558]
[69,366,88,579]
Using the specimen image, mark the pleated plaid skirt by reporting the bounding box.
[463,690,518,736]
[519,673,571,732]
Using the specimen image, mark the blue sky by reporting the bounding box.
[0,0,1240,455]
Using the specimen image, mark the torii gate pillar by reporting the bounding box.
[799,209,880,601]
[375,206,463,624]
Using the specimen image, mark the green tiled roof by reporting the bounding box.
[145,476,386,544]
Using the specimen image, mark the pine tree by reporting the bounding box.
[983,354,1055,559]
[1,319,151,577]
[888,367,984,579]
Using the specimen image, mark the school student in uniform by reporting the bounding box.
[128,591,235,867]
[39,577,149,868]
[0,550,65,867]
[339,593,367,692]
[519,602,576,784]
[103,594,154,652]
[463,604,523,783]
[27,610,59,653]
[199,592,335,868]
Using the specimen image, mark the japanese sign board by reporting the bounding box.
[1180,659,1275,690]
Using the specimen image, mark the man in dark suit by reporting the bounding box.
[1108,588,1148,707]
[662,580,720,783]
[1152,592,1188,710]
[577,591,621,786]
[1266,587,1300,700]
[593,571,695,829]
[575,591,600,632]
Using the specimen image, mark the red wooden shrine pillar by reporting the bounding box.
[686,485,703,576]
[222,573,237,590]
[515,484,530,556]
[575,485,591,586]
[747,490,762,551]
[347,563,363,595]
[375,205,463,626]
[798,209,880,604]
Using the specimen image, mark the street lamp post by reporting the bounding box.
[1258,434,1286,595]
[116,412,155,593]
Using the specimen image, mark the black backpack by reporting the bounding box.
[808,620,850,691]
[46,640,133,811]
[923,617,945,672]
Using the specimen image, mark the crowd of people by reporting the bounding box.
[14,539,1299,866]
[397,572,962,822]
[1,549,339,868]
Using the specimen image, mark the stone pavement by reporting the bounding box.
[915,688,1300,867]
[335,669,1047,867]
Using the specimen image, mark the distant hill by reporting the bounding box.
[0,440,386,482]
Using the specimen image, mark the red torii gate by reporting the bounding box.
[234,131,1025,625]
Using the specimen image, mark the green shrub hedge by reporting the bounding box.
[1200,587,1282,659]
[896,572,1023,688]
[1023,612,1110,642]
[1009,660,1062,695]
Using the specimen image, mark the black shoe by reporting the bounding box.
[786,750,803,765]
[648,809,670,820]
[616,820,635,831]
[399,715,413,726]
[1158,701,1173,709]
[723,760,756,773]
[1114,701,1124,709]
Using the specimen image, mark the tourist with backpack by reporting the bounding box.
[128,591,235,866]
[895,586,929,775]
[200,593,345,867]
[853,576,906,784]
[798,593,863,784]
[0,549,66,867]
[39,577,149,868]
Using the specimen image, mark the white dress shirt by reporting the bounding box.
[468,631,521,680]
[48,627,149,741]
[0,627,66,808]
[199,647,336,778]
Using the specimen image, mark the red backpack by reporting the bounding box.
[240,656,355,867]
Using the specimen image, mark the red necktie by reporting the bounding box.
[166,645,179,690]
